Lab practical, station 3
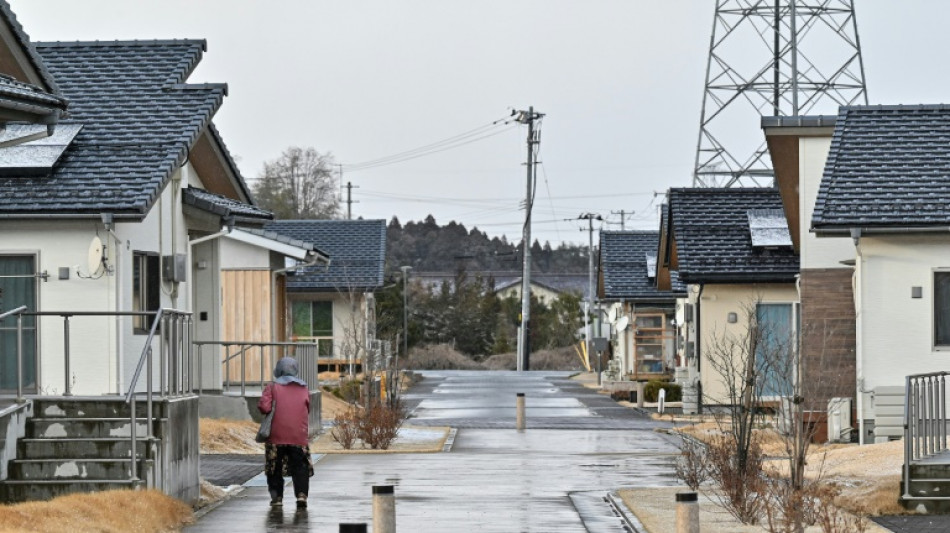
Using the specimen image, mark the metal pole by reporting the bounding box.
[63,315,72,396]
[790,0,799,114]
[16,314,23,403]
[401,265,411,371]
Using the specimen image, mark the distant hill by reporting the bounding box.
[385,215,591,274]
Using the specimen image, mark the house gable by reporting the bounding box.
[762,115,837,252]
[0,0,58,93]
[600,230,685,302]
[0,40,227,219]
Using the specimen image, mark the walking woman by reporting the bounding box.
[259,357,313,508]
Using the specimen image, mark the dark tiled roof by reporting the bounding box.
[0,74,67,119]
[0,40,226,218]
[0,0,60,94]
[668,188,799,283]
[265,220,387,292]
[183,187,272,222]
[813,105,950,231]
[600,231,685,300]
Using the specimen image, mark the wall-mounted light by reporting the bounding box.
[727,312,738,324]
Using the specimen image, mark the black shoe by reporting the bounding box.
[296,495,307,509]
[270,498,283,508]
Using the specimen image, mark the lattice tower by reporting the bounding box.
[694,0,867,187]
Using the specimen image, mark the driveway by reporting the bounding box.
[187,370,681,532]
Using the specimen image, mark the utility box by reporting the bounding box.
[827,397,853,443]
[162,254,187,283]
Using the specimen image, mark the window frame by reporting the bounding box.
[933,270,950,350]
[132,251,161,334]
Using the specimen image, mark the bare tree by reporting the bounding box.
[252,147,340,219]
[690,297,864,532]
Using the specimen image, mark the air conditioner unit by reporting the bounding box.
[827,397,852,443]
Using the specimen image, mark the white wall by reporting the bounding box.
[220,238,271,269]
[800,137,853,268]
[692,283,799,404]
[0,165,202,395]
[855,235,950,421]
[0,222,115,395]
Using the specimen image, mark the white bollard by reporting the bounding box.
[676,492,699,533]
[516,392,526,431]
[372,485,395,533]
[658,388,666,414]
[636,381,645,408]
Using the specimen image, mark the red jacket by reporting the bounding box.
[258,382,311,446]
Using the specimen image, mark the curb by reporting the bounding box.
[606,491,646,533]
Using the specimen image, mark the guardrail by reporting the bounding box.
[904,371,949,500]
[193,341,319,395]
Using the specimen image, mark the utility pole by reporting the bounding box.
[513,107,543,372]
[345,181,359,220]
[579,213,602,382]
[610,210,632,231]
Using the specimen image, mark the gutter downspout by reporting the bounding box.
[270,255,331,341]
[851,228,865,445]
[696,283,704,414]
[101,213,123,393]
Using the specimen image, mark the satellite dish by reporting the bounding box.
[87,236,104,273]
[615,316,629,332]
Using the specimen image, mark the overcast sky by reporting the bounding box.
[9,1,948,245]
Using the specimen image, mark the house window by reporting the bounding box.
[934,272,950,347]
[755,303,799,397]
[292,300,333,356]
[132,252,160,333]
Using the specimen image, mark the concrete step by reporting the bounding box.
[901,463,950,512]
[9,458,153,481]
[27,418,153,439]
[31,398,166,419]
[18,437,154,459]
[0,479,145,503]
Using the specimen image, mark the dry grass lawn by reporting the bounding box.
[0,489,192,533]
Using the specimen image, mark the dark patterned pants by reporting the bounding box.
[265,444,313,500]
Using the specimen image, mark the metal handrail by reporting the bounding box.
[193,340,319,395]
[903,371,949,500]
[124,308,193,488]
[0,306,28,402]
[14,310,155,397]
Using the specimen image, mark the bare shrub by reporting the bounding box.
[331,409,361,449]
[406,344,484,370]
[359,401,407,450]
[483,347,582,371]
[705,434,766,524]
[675,436,709,491]
[811,484,869,533]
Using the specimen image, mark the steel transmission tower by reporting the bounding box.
[694,0,867,187]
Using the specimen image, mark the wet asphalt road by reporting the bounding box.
[186,371,681,532]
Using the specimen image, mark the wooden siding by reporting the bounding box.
[221,269,272,382]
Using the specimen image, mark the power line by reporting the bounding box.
[342,117,517,172]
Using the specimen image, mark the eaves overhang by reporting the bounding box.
[225,228,328,262]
